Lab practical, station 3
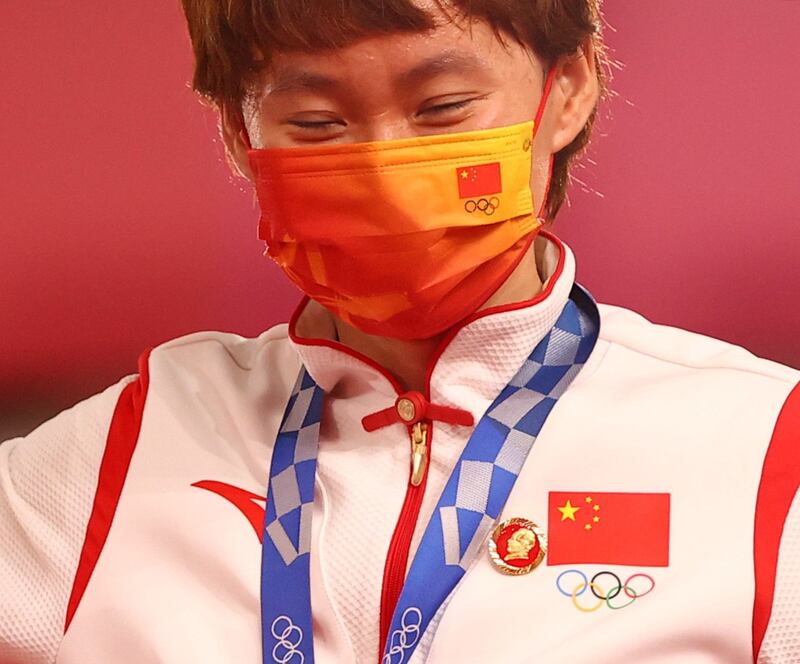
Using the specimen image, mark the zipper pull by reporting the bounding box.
[410,422,428,487]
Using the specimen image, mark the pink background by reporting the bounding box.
[1,1,798,439]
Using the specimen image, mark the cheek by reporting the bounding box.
[485,66,544,131]
[241,96,268,149]
[529,152,552,215]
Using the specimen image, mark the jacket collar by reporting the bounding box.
[288,231,576,413]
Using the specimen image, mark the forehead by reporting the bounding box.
[261,17,528,95]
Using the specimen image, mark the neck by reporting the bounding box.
[333,239,545,393]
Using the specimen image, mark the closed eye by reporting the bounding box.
[288,119,343,130]
[420,99,472,115]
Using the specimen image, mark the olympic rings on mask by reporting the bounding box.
[555,569,656,612]
[464,197,500,215]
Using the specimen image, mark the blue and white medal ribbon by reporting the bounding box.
[261,284,600,664]
[261,369,325,664]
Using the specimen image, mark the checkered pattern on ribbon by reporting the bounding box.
[258,284,600,664]
[383,284,600,664]
[437,294,596,570]
[264,369,324,566]
[261,368,325,664]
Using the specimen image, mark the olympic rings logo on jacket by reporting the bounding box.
[556,569,656,612]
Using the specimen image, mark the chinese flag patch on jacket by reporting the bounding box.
[547,492,670,567]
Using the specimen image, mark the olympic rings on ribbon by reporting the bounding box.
[382,607,422,664]
[271,615,305,663]
[464,200,477,213]
[555,569,656,612]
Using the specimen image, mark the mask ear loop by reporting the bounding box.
[532,66,558,222]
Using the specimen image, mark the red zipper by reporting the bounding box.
[378,420,433,658]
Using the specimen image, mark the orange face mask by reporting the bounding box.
[246,69,556,340]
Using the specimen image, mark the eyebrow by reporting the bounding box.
[267,71,343,96]
[398,50,491,88]
[266,49,491,96]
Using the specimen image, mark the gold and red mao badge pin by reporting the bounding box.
[488,517,547,575]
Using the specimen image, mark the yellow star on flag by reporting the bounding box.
[557,500,580,521]
[460,170,469,179]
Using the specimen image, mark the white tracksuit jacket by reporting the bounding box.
[1,232,798,664]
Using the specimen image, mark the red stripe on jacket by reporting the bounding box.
[64,347,152,632]
[752,380,800,659]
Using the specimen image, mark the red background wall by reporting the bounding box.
[1,1,798,438]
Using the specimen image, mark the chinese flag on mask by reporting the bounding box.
[456,162,502,198]
[547,492,670,567]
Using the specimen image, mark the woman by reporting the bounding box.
[2,1,798,662]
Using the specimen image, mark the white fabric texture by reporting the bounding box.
[0,376,135,664]
[293,234,573,663]
[760,488,800,663]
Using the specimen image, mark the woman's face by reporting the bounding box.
[222,5,598,222]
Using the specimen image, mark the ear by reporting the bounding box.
[547,38,600,153]
[219,101,255,181]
